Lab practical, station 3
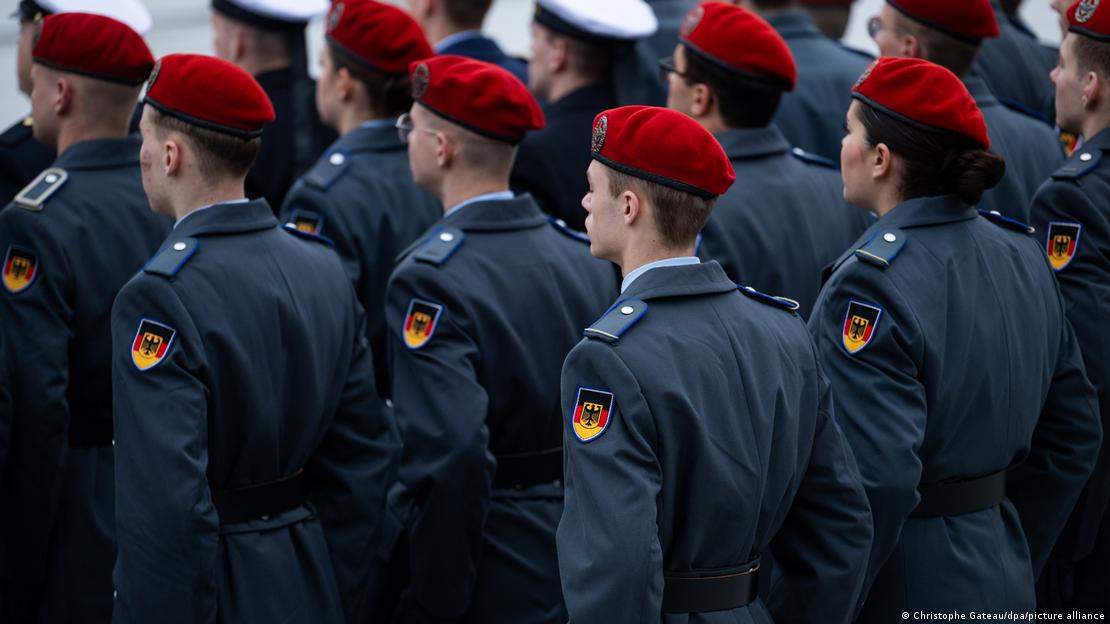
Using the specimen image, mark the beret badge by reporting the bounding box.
[412,62,430,99]
[680,5,704,37]
[1076,0,1099,23]
[592,115,608,153]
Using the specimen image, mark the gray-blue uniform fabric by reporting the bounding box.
[696,126,872,318]
[0,116,54,205]
[250,68,336,212]
[110,199,396,624]
[809,194,1101,621]
[974,0,1058,121]
[280,121,441,396]
[1028,129,1110,614]
[0,136,170,624]
[383,195,617,623]
[965,75,1063,222]
[767,10,873,162]
[557,261,873,624]
[438,33,528,85]
[511,83,616,231]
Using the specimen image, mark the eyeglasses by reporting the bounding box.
[395,112,438,144]
[867,16,907,40]
[658,56,687,84]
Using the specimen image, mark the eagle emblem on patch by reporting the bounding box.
[1076,0,1099,23]
[403,298,443,349]
[131,319,176,371]
[412,63,430,99]
[572,387,614,443]
[592,115,607,154]
[2,245,37,294]
[680,5,704,37]
[841,300,882,355]
[1046,222,1082,271]
[855,61,876,88]
[289,210,323,236]
[327,2,344,32]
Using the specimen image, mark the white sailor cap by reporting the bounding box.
[211,0,329,30]
[534,0,658,43]
[16,0,152,34]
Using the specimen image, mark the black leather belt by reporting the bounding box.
[662,559,760,613]
[68,418,113,447]
[492,446,562,489]
[911,471,1007,517]
[212,469,308,524]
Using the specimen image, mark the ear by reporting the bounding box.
[230,24,248,64]
[690,83,713,118]
[434,130,452,168]
[621,188,643,227]
[337,67,355,102]
[164,137,183,178]
[53,75,74,116]
[1082,69,1103,110]
[872,142,894,181]
[550,37,569,74]
[901,33,921,59]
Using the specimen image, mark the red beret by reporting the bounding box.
[852,57,990,150]
[325,0,433,75]
[590,106,735,197]
[32,12,154,86]
[144,54,276,139]
[679,3,796,91]
[1069,0,1110,42]
[887,0,999,43]
[409,55,544,144]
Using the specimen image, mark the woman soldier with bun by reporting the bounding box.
[809,57,1101,622]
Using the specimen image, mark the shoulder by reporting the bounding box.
[11,167,68,212]
[851,228,909,271]
[0,117,34,147]
[398,227,466,268]
[300,150,352,191]
[789,146,838,170]
[977,209,1036,236]
[1051,148,1103,184]
[547,217,591,245]
[835,42,875,63]
[736,284,801,314]
[583,299,648,345]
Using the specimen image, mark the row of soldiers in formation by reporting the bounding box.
[0,0,1107,622]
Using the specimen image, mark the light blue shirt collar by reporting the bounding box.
[621,256,700,293]
[174,198,250,229]
[434,29,482,53]
[444,190,514,218]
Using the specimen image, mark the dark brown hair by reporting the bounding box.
[1074,33,1110,79]
[328,43,414,118]
[606,168,717,248]
[895,12,981,77]
[682,45,783,129]
[150,107,261,180]
[442,0,493,28]
[857,101,1005,206]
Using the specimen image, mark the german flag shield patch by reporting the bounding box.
[2,245,37,294]
[289,210,323,236]
[403,299,443,349]
[131,319,176,371]
[1046,222,1082,272]
[841,301,882,355]
[572,387,614,443]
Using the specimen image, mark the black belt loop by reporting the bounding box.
[492,446,563,489]
[68,418,113,447]
[212,469,308,525]
[662,559,760,613]
[911,471,1007,517]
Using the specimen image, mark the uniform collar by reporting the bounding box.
[714,126,791,161]
[765,11,823,40]
[435,29,484,53]
[441,193,549,231]
[1083,127,1110,151]
[621,256,700,293]
[54,136,140,171]
[621,260,738,300]
[545,82,617,116]
[332,121,405,154]
[963,74,1000,109]
[172,198,278,238]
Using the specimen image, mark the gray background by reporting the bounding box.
[0,0,1063,124]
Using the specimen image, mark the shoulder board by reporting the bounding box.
[0,117,33,146]
[143,238,199,279]
[837,42,875,61]
[548,217,591,244]
[737,284,800,313]
[302,151,351,190]
[414,227,465,266]
[1052,149,1102,181]
[998,97,1050,125]
[282,222,335,246]
[13,168,67,211]
[978,209,1035,235]
[853,228,907,269]
[790,147,837,170]
[584,299,647,344]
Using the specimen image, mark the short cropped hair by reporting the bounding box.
[606,168,717,248]
[149,107,261,180]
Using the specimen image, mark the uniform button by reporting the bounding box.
[744,286,756,293]
[329,153,345,166]
[260,514,270,521]
[439,232,455,242]
[883,233,897,243]
[620,305,635,315]
[989,210,1001,216]
[1079,153,1093,162]
[173,242,187,251]
[45,173,58,183]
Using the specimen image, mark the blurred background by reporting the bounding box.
[0,0,1064,122]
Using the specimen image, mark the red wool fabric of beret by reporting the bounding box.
[144,54,276,139]
[325,0,433,75]
[852,57,990,150]
[409,55,544,144]
[679,2,796,91]
[1069,0,1110,42]
[590,105,735,198]
[32,12,154,85]
[886,0,999,43]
